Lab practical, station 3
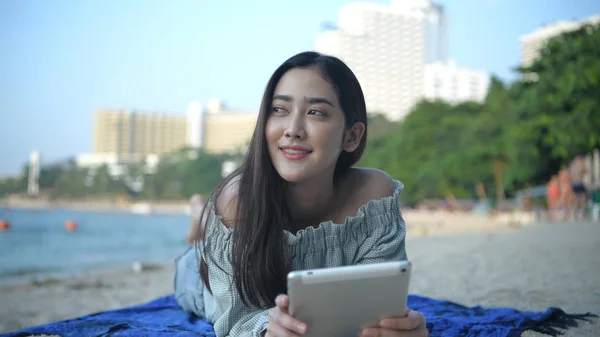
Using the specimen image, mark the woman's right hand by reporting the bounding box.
[265,294,308,336]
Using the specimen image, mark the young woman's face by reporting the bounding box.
[265,67,348,183]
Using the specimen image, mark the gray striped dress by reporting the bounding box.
[174,179,407,337]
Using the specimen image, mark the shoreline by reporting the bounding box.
[0,199,190,215]
[0,218,523,288]
[1,226,519,291]
[0,259,175,289]
[1,201,538,223]
[0,210,533,288]
[0,261,174,292]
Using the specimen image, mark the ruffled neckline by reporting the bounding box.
[205,180,404,241]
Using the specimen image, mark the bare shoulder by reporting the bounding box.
[343,167,396,206]
[214,174,241,228]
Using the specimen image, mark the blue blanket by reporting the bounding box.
[2,294,595,337]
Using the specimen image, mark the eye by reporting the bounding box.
[271,106,287,114]
[308,109,326,116]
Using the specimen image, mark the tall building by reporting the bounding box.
[86,103,258,176]
[186,101,204,149]
[202,99,258,154]
[520,14,600,68]
[424,61,489,104]
[92,100,258,164]
[93,109,188,161]
[315,0,447,121]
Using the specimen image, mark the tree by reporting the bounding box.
[360,99,484,205]
[93,165,113,195]
[366,112,399,139]
[91,165,129,198]
[142,160,180,200]
[462,77,520,203]
[51,168,89,198]
[518,23,600,165]
[0,177,26,198]
[140,148,236,200]
[179,151,228,198]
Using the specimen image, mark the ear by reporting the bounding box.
[342,122,366,152]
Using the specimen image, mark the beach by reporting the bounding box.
[1,219,598,336]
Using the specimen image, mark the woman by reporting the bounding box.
[174,51,428,337]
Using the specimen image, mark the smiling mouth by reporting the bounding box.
[280,148,312,160]
[281,148,311,154]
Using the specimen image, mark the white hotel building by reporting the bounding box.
[315,0,447,121]
[520,14,600,68]
[424,60,490,104]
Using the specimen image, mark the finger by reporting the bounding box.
[275,295,290,313]
[267,323,300,337]
[275,295,290,311]
[379,310,426,331]
[268,308,307,335]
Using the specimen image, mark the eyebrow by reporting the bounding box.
[272,95,335,108]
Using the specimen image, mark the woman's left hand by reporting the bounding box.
[360,309,428,337]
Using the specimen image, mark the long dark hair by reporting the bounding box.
[198,51,368,308]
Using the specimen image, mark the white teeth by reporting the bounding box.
[283,149,309,154]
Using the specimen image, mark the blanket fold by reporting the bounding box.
[2,294,596,337]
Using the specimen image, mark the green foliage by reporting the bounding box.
[0,177,25,198]
[141,149,235,200]
[360,23,600,205]
[0,150,239,201]
[360,100,486,204]
[366,112,400,139]
[519,23,600,161]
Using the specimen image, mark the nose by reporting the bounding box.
[283,114,306,140]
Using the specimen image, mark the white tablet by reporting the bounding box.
[287,260,412,337]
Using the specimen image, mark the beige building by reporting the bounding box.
[93,100,258,161]
[93,109,188,160]
[203,111,257,154]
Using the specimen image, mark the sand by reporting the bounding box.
[407,221,599,336]
[1,219,598,336]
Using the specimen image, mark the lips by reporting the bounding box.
[282,148,310,154]
[280,146,312,160]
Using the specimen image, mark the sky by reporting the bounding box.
[1,0,599,175]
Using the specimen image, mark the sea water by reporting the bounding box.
[0,207,191,285]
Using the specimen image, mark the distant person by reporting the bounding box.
[546,175,560,221]
[173,52,427,337]
[569,154,589,218]
[521,184,533,212]
[558,168,572,219]
[187,194,206,245]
